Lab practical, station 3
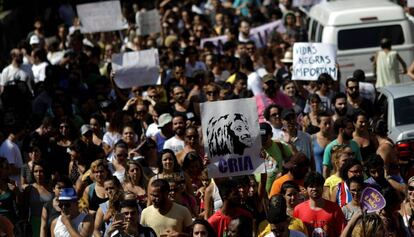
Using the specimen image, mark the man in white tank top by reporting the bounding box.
[51,188,93,237]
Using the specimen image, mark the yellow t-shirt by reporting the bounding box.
[257,217,309,237]
[324,174,342,193]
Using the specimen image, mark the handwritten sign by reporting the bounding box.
[200,20,286,51]
[200,98,264,178]
[360,187,386,213]
[136,9,161,36]
[76,1,126,33]
[111,48,159,89]
[292,42,337,81]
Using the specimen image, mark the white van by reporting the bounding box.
[307,0,414,80]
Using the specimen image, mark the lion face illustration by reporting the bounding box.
[206,113,253,157]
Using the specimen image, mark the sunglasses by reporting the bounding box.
[408,186,414,192]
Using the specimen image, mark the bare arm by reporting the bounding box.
[397,53,407,74]
[323,165,330,179]
[203,182,214,220]
[93,207,104,237]
[50,218,57,237]
[340,211,362,237]
[40,206,48,237]
[407,61,414,81]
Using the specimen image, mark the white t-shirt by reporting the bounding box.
[247,71,263,96]
[265,230,306,237]
[31,62,49,84]
[0,64,34,94]
[163,136,185,153]
[0,139,23,188]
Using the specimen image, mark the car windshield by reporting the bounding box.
[395,95,414,126]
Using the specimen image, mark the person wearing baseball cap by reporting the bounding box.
[152,113,173,153]
[52,187,93,237]
[268,152,310,198]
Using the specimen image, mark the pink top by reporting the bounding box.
[255,91,293,122]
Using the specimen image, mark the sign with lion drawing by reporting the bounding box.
[201,98,265,178]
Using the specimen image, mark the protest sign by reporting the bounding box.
[409,0,414,7]
[200,98,265,178]
[76,1,126,33]
[136,9,161,36]
[200,20,286,51]
[111,48,159,89]
[292,42,337,80]
[360,187,386,213]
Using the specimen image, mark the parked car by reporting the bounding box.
[377,82,414,164]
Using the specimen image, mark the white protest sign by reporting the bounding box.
[408,0,414,7]
[76,1,126,33]
[136,9,161,36]
[201,98,264,178]
[292,42,337,80]
[200,20,286,50]
[112,49,159,89]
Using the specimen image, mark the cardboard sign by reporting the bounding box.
[360,187,386,213]
[200,98,265,178]
[76,0,126,33]
[111,48,159,89]
[200,20,286,51]
[292,42,337,80]
[136,9,161,36]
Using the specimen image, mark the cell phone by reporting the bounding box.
[113,213,125,222]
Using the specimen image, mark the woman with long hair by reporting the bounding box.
[147,149,187,205]
[21,145,43,186]
[93,176,123,237]
[122,160,148,208]
[323,145,353,201]
[332,159,364,207]
[22,162,53,237]
[81,159,109,214]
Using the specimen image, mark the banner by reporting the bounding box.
[200,98,264,178]
[76,1,126,33]
[200,20,286,51]
[112,48,159,89]
[360,187,386,213]
[136,9,161,36]
[292,42,337,80]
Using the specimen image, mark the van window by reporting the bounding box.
[316,25,324,42]
[310,20,318,42]
[394,95,414,126]
[338,25,404,50]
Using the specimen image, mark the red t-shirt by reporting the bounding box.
[293,199,345,237]
[208,207,253,237]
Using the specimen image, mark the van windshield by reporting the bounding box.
[394,95,414,126]
[338,25,404,50]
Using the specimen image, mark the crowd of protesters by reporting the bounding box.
[1,0,414,236]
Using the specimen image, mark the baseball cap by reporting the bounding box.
[29,35,40,45]
[283,152,310,169]
[80,124,93,135]
[262,74,276,84]
[58,188,78,201]
[158,113,173,128]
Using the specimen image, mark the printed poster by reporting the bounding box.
[200,98,265,178]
